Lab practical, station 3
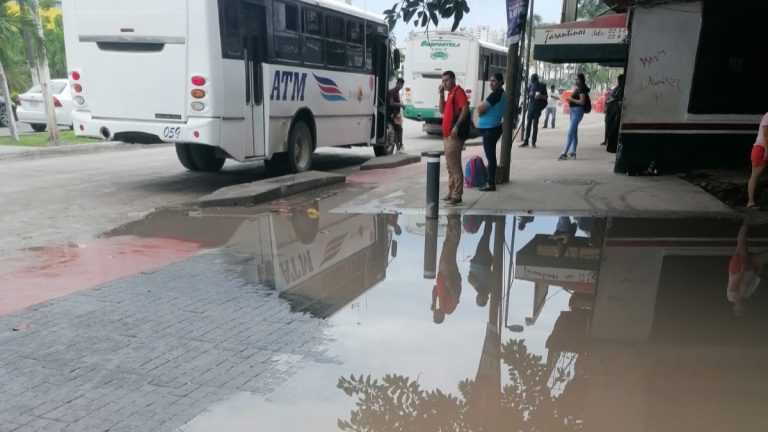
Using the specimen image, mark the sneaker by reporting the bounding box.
[445,199,463,207]
[479,185,496,192]
[542,126,548,129]
[557,154,568,161]
[569,153,577,159]
[519,142,529,148]
[532,143,537,148]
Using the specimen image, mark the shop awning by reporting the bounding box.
[533,13,629,65]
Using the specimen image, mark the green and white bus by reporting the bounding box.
[402,31,507,135]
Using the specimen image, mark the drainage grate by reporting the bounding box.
[545,178,600,186]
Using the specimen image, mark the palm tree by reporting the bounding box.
[1,1,29,141]
[0,0,47,142]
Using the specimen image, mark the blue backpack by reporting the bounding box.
[464,156,488,188]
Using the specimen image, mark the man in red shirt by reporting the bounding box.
[431,215,463,323]
[438,71,469,206]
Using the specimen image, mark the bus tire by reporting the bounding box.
[189,144,225,172]
[175,143,200,171]
[287,120,313,173]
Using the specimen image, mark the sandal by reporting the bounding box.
[747,204,761,210]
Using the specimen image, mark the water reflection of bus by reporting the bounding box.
[105,195,396,318]
[249,210,392,318]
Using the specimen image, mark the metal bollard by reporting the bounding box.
[422,151,444,219]
[423,218,438,279]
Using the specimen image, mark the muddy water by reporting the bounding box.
[45,187,768,431]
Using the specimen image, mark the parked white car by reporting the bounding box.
[16,79,74,132]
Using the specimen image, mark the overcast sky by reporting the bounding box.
[350,0,563,43]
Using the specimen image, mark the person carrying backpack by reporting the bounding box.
[475,72,506,191]
[559,73,590,161]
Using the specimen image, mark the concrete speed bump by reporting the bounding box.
[199,171,346,207]
[360,153,421,171]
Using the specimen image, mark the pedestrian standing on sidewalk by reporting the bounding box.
[746,111,768,209]
[559,73,589,161]
[475,73,506,192]
[543,85,559,129]
[438,70,469,206]
[520,73,548,148]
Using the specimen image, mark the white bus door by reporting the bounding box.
[243,2,267,157]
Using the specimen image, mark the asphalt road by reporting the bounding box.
[0,119,436,257]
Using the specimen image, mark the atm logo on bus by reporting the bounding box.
[270,70,307,102]
[313,74,346,102]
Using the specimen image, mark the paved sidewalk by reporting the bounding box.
[340,115,734,218]
[0,252,329,432]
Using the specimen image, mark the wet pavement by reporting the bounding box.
[1,185,768,431]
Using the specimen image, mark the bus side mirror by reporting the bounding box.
[393,49,401,70]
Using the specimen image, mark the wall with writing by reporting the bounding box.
[623,2,702,124]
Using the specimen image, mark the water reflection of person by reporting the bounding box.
[728,223,768,316]
[431,215,462,323]
[468,217,494,307]
[552,216,577,258]
[518,216,534,231]
[386,213,402,236]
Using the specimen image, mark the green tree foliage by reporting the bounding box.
[337,339,584,431]
[383,0,469,32]
[577,0,610,20]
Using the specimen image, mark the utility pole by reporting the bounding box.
[497,0,534,184]
[518,0,536,144]
[30,0,59,142]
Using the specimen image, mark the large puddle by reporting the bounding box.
[99,187,768,431]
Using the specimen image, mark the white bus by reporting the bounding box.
[402,31,507,135]
[63,0,400,173]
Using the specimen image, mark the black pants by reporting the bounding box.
[524,108,542,144]
[481,126,502,186]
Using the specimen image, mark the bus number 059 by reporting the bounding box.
[163,127,182,139]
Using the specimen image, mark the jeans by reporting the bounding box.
[524,108,542,144]
[562,107,584,156]
[480,126,502,186]
[544,107,556,128]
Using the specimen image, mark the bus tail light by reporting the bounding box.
[193,131,200,138]
[466,89,473,96]
[191,76,206,86]
[191,102,205,111]
[73,83,83,93]
[74,96,85,105]
[53,97,62,108]
[191,89,206,99]
[71,71,81,81]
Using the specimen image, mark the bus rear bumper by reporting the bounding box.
[71,111,221,146]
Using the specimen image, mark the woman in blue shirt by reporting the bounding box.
[476,73,506,192]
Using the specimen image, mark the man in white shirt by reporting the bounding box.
[543,85,559,129]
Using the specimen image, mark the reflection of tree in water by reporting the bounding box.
[337,339,584,431]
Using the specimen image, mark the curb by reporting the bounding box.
[199,171,346,208]
[360,153,421,170]
[0,142,173,162]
